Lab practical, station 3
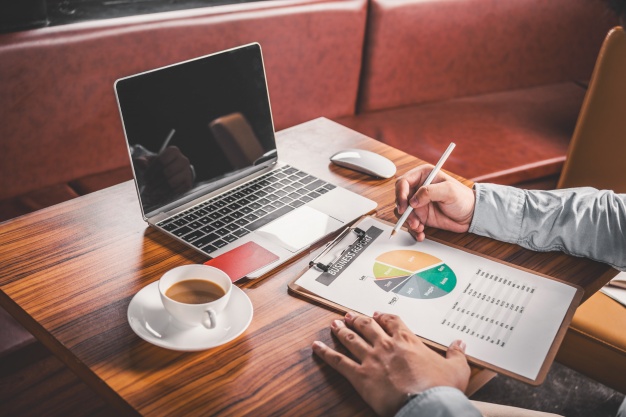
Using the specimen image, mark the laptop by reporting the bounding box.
[114,43,377,278]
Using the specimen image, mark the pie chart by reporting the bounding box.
[373,250,456,299]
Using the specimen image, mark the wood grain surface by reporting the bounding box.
[0,118,617,416]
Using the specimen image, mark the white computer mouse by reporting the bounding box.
[330,149,397,179]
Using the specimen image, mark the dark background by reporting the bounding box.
[0,0,266,32]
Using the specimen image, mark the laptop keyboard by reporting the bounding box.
[156,165,336,255]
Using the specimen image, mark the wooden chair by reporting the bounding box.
[555,26,626,394]
[557,26,626,192]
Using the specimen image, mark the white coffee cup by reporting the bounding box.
[158,265,232,329]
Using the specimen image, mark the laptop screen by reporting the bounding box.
[115,43,278,217]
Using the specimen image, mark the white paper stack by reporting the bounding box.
[600,272,626,307]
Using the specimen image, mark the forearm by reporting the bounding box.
[469,184,626,271]
[396,387,481,417]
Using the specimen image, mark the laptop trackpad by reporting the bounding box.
[255,206,342,253]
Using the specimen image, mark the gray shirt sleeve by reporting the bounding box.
[396,387,482,417]
[469,184,626,272]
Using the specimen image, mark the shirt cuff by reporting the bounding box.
[469,183,525,244]
[396,386,482,417]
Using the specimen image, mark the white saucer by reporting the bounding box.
[127,281,253,351]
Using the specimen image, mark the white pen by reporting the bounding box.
[390,142,456,238]
[159,128,176,153]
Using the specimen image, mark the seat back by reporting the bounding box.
[0,0,368,201]
[557,27,626,193]
[358,0,614,113]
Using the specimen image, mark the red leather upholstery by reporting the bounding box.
[0,184,80,223]
[359,0,614,112]
[336,82,586,183]
[332,0,615,185]
[0,0,367,203]
[0,167,136,223]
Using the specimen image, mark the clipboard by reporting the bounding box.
[289,215,583,386]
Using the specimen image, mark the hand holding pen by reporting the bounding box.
[391,143,476,241]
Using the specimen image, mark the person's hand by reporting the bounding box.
[312,312,470,417]
[395,164,476,241]
[144,146,194,194]
[152,146,194,193]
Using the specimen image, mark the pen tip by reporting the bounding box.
[389,230,396,239]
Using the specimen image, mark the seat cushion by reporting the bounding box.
[69,166,133,195]
[334,82,586,184]
[0,166,133,223]
[556,292,626,393]
[0,307,34,358]
[0,184,79,223]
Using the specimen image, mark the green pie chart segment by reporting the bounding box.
[373,251,456,299]
[419,263,456,292]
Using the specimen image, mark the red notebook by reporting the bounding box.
[204,241,279,282]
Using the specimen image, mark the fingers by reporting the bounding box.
[400,164,433,186]
[395,177,411,215]
[447,338,467,352]
[397,164,454,234]
[446,340,471,391]
[344,312,387,345]
[330,319,371,360]
[395,165,433,214]
[403,209,426,242]
[411,181,454,208]
[158,146,181,163]
[446,339,468,367]
[312,340,360,383]
[408,228,426,242]
[374,312,417,339]
[135,156,150,170]
[406,211,424,232]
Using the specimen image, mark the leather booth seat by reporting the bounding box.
[0,167,133,223]
[335,0,613,184]
[556,293,626,393]
[337,82,586,183]
[0,0,368,223]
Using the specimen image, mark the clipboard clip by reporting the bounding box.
[309,227,366,272]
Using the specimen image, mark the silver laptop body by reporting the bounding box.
[114,43,376,278]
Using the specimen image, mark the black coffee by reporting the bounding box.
[165,279,226,304]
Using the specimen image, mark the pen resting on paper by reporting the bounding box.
[390,142,456,238]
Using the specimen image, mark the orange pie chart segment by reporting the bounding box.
[375,250,442,272]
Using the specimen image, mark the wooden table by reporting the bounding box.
[0,118,618,416]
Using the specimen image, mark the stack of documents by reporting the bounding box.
[600,272,626,307]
